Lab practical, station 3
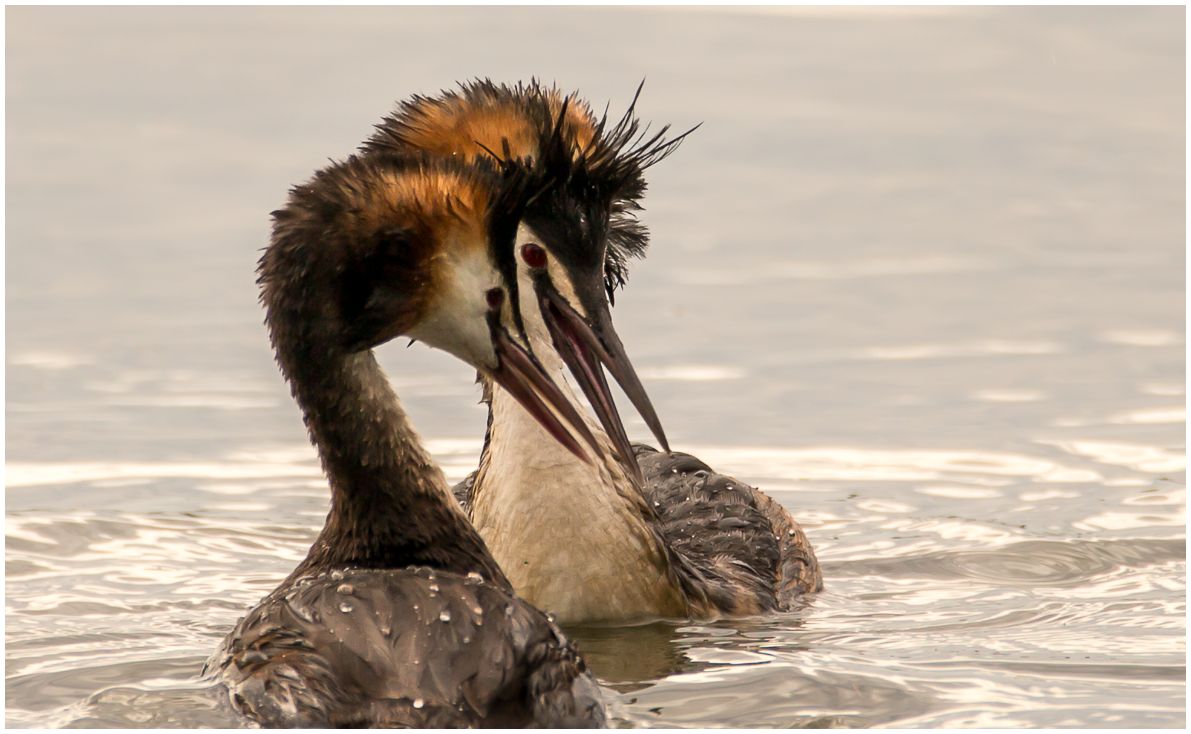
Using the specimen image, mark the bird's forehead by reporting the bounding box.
[526,191,608,272]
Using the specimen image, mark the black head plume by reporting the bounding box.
[481,145,537,341]
[361,79,699,303]
[530,81,700,300]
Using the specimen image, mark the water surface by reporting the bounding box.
[6,6,1185,728]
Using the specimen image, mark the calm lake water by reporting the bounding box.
[5,6,1185,728]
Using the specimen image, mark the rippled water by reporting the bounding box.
[6,5,1185,729]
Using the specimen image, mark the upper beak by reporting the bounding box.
[484,312,601,466]
[534,277,670,485]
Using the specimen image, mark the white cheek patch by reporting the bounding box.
[407,245,502,370]
[547,257,586,317]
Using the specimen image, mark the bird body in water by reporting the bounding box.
[365,80,823,624]
[206,153,605,727]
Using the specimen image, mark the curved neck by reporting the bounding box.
[278,338,508,588]
[469,362,684,621]
[474,342,650,511]
[476,376,651,516]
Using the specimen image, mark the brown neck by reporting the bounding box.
[277,337,508,589]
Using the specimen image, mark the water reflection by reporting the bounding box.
[860,339,1062,361]
[1098,330,1182,347]
[1040,440,1185,474]
[636,365,747,382]
[680,444,1103,483]
[566,621,694,690]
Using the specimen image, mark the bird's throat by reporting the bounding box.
[469,376,686,623]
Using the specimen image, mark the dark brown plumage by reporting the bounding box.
[212,568,603,727]
[206,152,604,726]
[632,445,823,614]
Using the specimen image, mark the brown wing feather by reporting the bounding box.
[634,444,822,615]
[206,567,604,727]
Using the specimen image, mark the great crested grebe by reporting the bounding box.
[363,81,822,623]
[205,152,606,727]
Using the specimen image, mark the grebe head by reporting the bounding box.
[260,152,598,462]
[364,79,687,317]
[505,87,696,476]
[364,80,697,467]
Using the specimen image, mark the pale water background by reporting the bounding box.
[5,6,1185,728]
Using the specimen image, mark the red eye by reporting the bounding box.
[521,243,547,269]
[485,288,504,310]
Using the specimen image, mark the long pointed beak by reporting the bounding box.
[485,315,600,466]
[535,279,670,483]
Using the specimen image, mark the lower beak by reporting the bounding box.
[486,320,600,466]
[536,282,670,484]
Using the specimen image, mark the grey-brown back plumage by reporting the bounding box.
[207,566,604,727]
[452,443,822,617]
[633,445,822,614]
